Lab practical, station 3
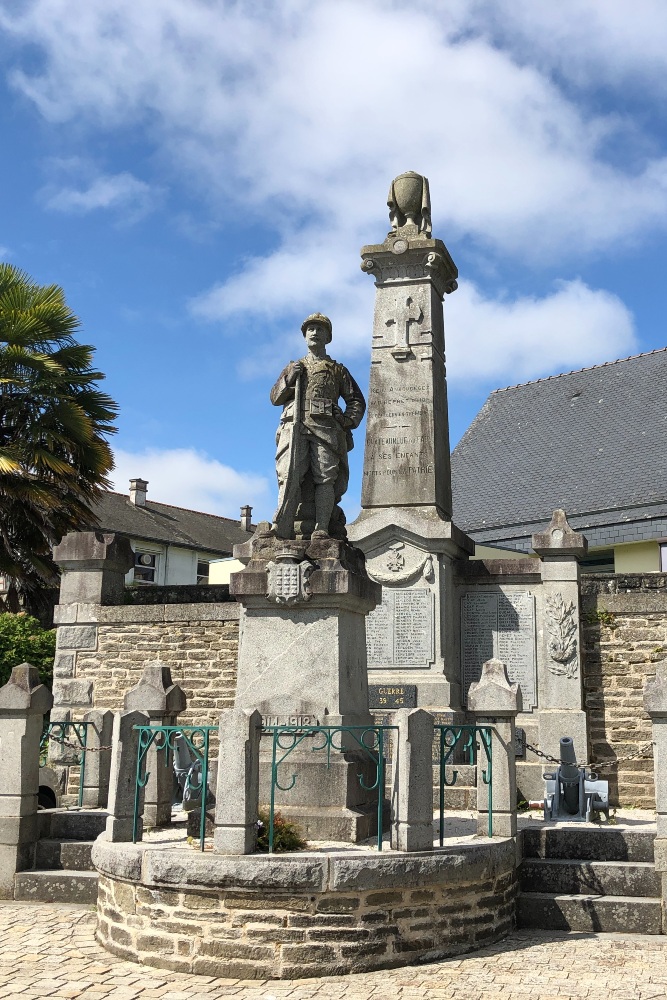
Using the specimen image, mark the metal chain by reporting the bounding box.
[518,732,653,770]
[43,733,113,753]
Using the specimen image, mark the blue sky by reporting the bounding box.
[1,1,667,524]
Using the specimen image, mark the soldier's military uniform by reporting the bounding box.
[271,349,365,534]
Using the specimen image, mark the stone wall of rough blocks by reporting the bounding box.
[580,574,667,808]
[52,602,240,728]
[96,868,516,979]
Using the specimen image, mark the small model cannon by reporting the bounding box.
[543,736,609,822]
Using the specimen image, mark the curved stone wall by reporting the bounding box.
[92,838,516,980]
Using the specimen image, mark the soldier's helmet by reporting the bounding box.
[301,313,332,343]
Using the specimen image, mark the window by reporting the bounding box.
[196,560,210,585]
[661,544,667,573]
[134,551,157,584]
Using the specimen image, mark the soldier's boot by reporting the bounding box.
[313,483,335,537]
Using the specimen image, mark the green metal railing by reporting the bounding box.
[435,724,493,843]
[263,724,395,852]
[132,725,216,851]
[40,721,90,808]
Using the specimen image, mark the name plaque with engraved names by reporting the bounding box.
[367,588,434,669]
[460,591,537,710]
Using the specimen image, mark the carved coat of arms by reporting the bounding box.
[266,553,314,605]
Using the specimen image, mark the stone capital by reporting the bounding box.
[532,509,588,560]
[0,663,53,715]
[468,658,522,716]
[124,661,186,716]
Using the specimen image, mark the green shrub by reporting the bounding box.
[256,807,307,852]
[0,612,56,688]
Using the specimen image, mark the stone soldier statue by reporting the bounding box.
[271,313,365,540]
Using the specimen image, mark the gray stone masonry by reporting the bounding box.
[105,709,149,842]
[81,709,113,808]
[232,527,382,842]
[0,663,53,898]
[53,530,134,605]
[124,662,186,828]
[349,174,473,712]
[644,664,667,884]
[532,510,589,780]
[213,708,261,854]
[468,658,521,838]
[390,708,434,851]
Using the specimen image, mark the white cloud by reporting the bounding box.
[0,246,11,259]
[194,233,637,385]
[43,171,154,216]
[469,0,667,94]
[111,447,270,519]
[445,279,637,384]
[0,1,657,386]
[38,158,157,220]
[3,1,667,258]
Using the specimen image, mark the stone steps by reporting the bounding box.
[520,858,660,897]
[13,808,108,902]
[517,891,662,934]
[518,825,661,934]
[522,827,655,862]
[34,838,95,871]
[14,870,99,905]
[39,809,108,841]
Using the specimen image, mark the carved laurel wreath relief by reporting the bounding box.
[545,592,579,678]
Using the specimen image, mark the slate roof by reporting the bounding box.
[451,347,667,545]
[88,491,252,556]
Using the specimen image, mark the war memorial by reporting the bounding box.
[0,173,665,982]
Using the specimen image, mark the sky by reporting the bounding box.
[1,0,667,525]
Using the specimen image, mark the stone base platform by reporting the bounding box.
[91,836,516,980]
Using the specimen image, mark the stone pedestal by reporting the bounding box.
[231,529,382,842]
[0,664,53,898]
[348,207,473,711]
[532,511,589,774]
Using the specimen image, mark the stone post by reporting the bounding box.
[124,662,186,828]
[105,709,149,842]
[644,664,667,928]
[53,530,134,606]
[81,709,114,808]
[0,664,53,898]
[468,658,521,838]
[532,510,589,767]
[390,708,435,851]
[213,708,262,854]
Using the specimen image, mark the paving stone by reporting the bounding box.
[3,901,667,997]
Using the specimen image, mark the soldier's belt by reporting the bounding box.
[306,398,333,417]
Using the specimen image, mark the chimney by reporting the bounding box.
[240,505,252,532]
[129,478,148,507]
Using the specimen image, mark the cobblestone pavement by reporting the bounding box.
[1,901,667,999]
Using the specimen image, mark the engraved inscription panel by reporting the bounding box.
[367,588,434,669]
[460,591,536,710]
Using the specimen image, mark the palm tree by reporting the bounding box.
[0,263,118,612]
